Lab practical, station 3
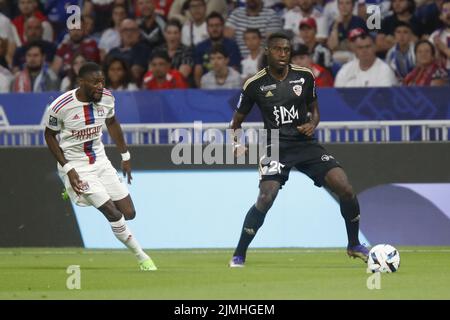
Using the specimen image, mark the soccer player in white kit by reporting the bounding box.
[44,62,157,271]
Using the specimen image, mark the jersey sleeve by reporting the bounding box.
[44,104,62,131]
[305,71,317,105]
[236,82,256,115]
[102,89,116,118]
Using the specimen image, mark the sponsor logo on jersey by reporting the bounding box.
[71,124,103,140]
[289,78,305,84]
[265,91,273,97]
[72,114,80,120]
[260,84,276,92]
[293,84,302,96]
[49,115,58,126]
[273,105,299,126]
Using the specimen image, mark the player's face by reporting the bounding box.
[80,71,105,102]
[266,38,291,71]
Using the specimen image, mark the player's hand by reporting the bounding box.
[233,143,247,158]
[297,123,316,137]
[122,160,132,184]
[67,169,83,196]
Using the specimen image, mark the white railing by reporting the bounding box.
[1,120,450,146]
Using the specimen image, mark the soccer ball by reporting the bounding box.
[367,244,400,273]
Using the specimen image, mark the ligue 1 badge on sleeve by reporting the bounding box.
[293,84,302,96]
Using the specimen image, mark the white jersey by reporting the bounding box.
[45,88,115,166]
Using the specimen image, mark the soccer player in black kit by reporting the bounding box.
[229,32,369,267]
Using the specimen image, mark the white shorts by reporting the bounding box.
[58,158,129,208]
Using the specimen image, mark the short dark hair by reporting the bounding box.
[291,44,309,57]
[414,39,436,56]
[150,49,171,63]
[79,62,102,78]
[210,43,228,58]
[244,28,262,38]
[267,32,291,47]
[393,21,413,32]
[206,11,224,24]
[25,41,44,55]
[165,18,182,31]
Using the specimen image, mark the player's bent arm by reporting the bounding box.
[44,127,68,167]
[105,116,128,154]
[229,111,247,131]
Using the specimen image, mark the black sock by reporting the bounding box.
[234,205,267,258]
[340,196,361,247]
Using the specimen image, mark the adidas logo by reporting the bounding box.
[72,114,80,120]
[265,91,273,97]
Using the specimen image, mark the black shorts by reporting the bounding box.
[259,140,341,188]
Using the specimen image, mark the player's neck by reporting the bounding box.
[75,88,90,103]
[267,65,289,81]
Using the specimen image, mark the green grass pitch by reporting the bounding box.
[1,247,449,300]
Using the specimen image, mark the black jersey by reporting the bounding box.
[236,64,317,142]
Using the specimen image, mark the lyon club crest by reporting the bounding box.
[293,84,302,96]
[97,107,105,117]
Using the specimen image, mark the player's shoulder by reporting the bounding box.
[290,64,316,80]
[48,89,76,115]
[99,88,115,106]
[243,68,268,91]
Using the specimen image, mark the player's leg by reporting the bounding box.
[113,195,136,220]
[230,180,281,267]
[324,167,369,262]
[97,199,157,270]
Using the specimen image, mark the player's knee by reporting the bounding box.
[123,209,136,220]
[257,192,276,212]
[339,184,354,201]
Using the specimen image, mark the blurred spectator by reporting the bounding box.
[98,4,128,61]
[240,28,263,81]
[352,0,391,22]
[385,21,416,81]
[0,36,8,69]
[51,17,100,76]
[327,0,368,64]
[297,17,333,69]
[181,0,209,47]
[404,40,449,86]
[12,16,56,72]
[152,0,174,18]
[107,19,152,86]
[136,0,166,48]
[104,56,138,90]
[83,0,115,33]
[416,0,445,36]
[156,19,193,79]
[169,0,228,24]
[429,0,450,73]
[0,63,12,92]
[43,0,81,42]
[12,0,54,44]
[60,53,85,91]
[11,42,59,92]
[283,0,328,43]
[0,12,21,67]
[200,44,242,89]
[193,12,241,87]
[335,34,398,87]
[376,0,423,57]
[82,14,100,43]
[225,0,282,57]
[143,50,188,89]
[291,44,334,87]
[277,0,298,19]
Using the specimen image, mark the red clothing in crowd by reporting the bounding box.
[403,62,448,86]
[310,63,334,87]
[143,69,188,89]
[13,11,48,43]
[56,38,100,72]
[134,0,174,18]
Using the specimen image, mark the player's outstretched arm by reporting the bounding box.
[44,127,83,195]
[105,116,132,184]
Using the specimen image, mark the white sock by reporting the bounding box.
[110,216,149,262]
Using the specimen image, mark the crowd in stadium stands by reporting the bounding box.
[0,0,449,93]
